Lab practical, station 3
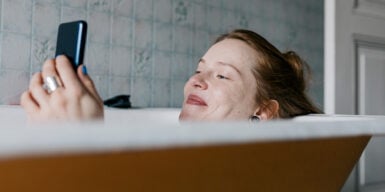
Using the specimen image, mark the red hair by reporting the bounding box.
[215,29,322,118]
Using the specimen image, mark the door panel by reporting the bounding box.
[326,0,385,191]
[357,47,385,191]
[358,47,385,116]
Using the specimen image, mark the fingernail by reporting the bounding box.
[82,65,88,75]
[55,54,63,58]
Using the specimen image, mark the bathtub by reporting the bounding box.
[0,105,384,192]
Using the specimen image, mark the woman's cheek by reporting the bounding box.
[212,84,238,104]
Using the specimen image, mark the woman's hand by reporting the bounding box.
[20,55,104,122]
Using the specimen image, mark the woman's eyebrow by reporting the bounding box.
[217,61,242,75]
[199,58,242,75]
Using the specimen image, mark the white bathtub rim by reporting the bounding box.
[0,105,385,159]
[0,117,384,160]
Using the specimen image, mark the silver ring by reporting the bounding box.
[43,76,60,93]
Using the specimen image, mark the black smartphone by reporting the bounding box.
[55,20,87,69]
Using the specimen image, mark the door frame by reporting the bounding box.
[324,0,385,191]
[324,0,385,114]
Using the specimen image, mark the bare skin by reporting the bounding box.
[179,39,260,121]
[21,40,278,122]
[20,55,103,122]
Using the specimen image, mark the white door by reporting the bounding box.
[324,0,385,191]
[357,46,385,191]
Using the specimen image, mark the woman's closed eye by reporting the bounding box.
[216,74,229,80]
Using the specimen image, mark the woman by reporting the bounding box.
[20,29,321,122]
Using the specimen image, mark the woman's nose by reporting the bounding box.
[190,74,208,90]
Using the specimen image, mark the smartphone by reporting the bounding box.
[55,20,87,69]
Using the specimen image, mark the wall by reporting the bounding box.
[0,0,324,108]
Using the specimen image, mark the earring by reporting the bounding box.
[249,115,260,122]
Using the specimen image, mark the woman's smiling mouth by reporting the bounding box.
[186,94,208,106]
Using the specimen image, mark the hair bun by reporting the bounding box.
[282,51,311,92]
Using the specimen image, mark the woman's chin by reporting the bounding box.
[178,109,204,121]
[178,111,194,121]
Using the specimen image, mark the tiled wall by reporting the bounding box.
[0,0,324,108]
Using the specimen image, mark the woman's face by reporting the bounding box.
[179,38,259,121]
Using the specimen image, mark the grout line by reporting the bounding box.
[170,0,175,107]
[0,0,3,70]
[129,0,136,102]
[150,0,155,107]
[108,1,113,98]
[28,0,36,77]
[60,0,63,22]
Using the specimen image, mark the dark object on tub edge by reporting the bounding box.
[103,95,131,108]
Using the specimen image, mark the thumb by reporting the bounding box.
[77,65,103,102]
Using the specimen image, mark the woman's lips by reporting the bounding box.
[186,94,207,106]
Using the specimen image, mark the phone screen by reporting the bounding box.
[55,20,87,69]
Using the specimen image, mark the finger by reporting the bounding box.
[20,91,40,113]
[77,65,103,102]
[29,72,49,106]
[55,55,82,90]
[42,58,63,87]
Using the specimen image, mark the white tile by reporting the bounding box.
[135,0,153,20]
[35,0,60,4]
[206,0,222,7]
[171,79,186,107]
[193,2,206,29]
[113,0,133,17]
[62,0,88,9]
[174,26,192,54]
[112,16,133,47]
[173,1,193,27]
[0,70,29,105]
[61,7,87,22]
[154,22,172,52]
[208,31,220,46]
[153,51,171,79]
[206,6,222,33]
[88,0,112,12]
[189,55,200,73]
[154,0,172,23]
[86,42,110,76]
[110,46,132,76]
[221,10,239,32]
[133,47,152,77]
[152,78,171,107]
[194,0,206,4]
[31,36,56,72]
[33,2,61,38]
[134,20,152,49]
[88,11,111,44]
[0,33,2,67]
[109,76,131,97]
[2,0,32,34]
[192,29,209,57]
[1,33,31,70]
[131,77,152,107]
[92,75,109,100]
[247,15,265,34]
[172,53,191,79]
[223,0,243,12]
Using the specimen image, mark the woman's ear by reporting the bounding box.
[254,100,279,120]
